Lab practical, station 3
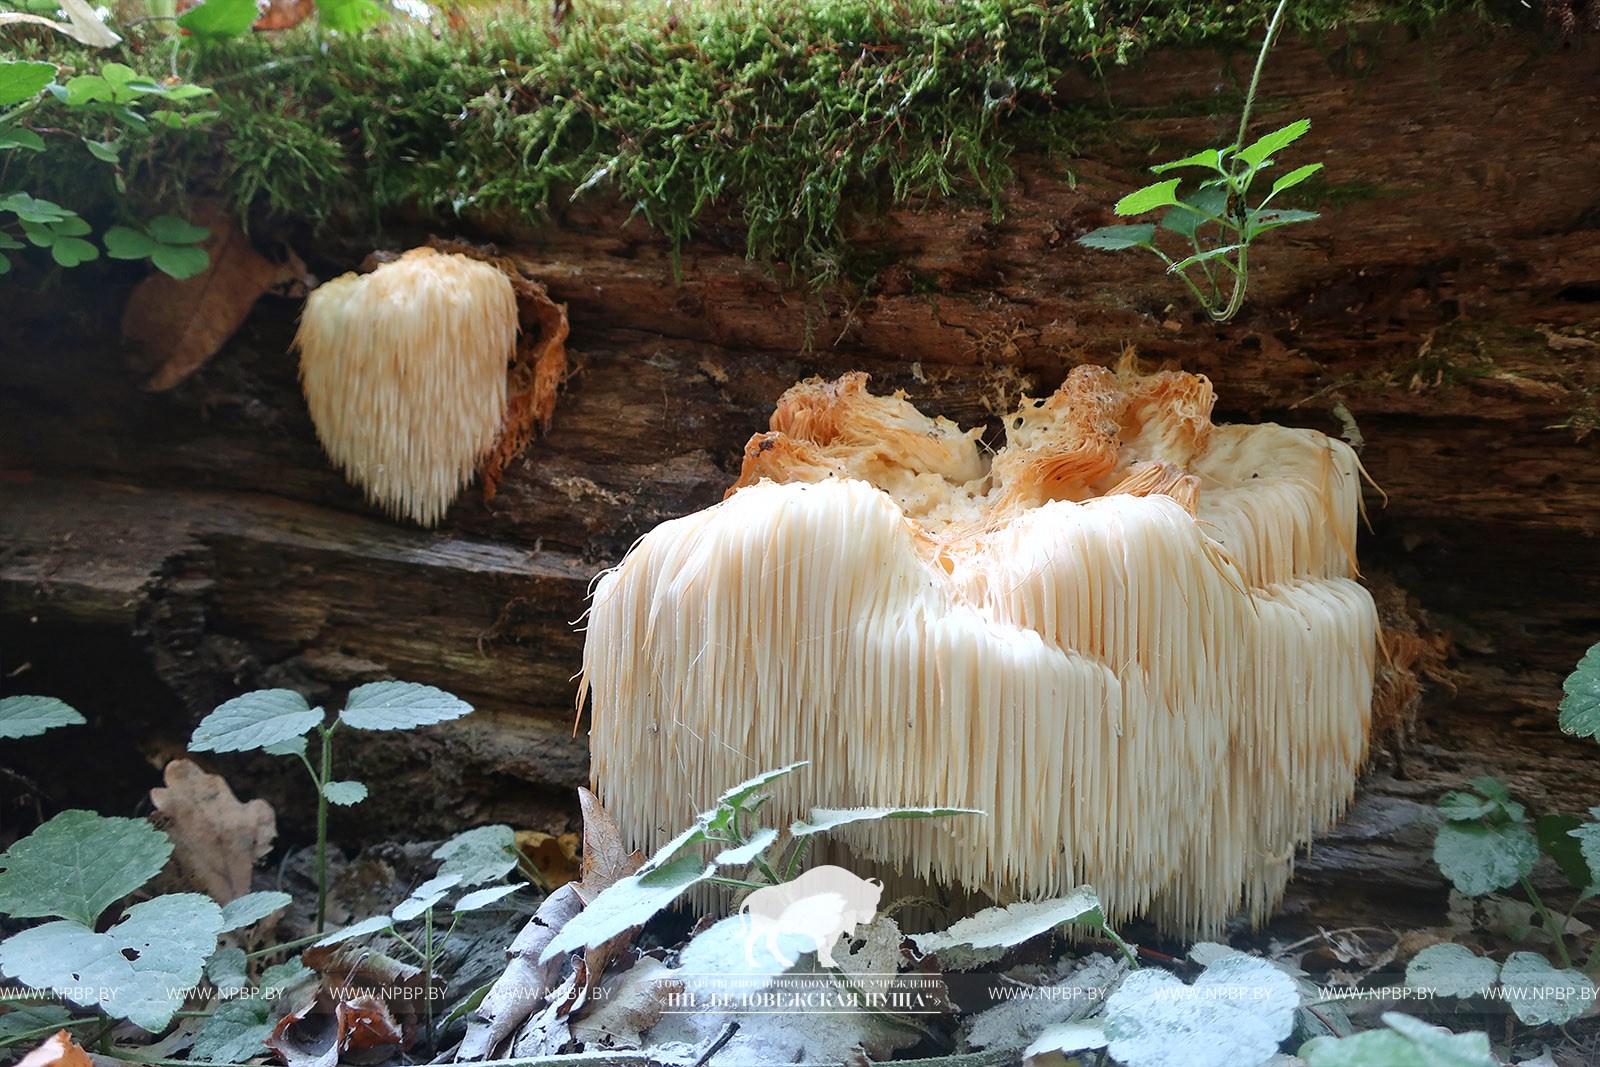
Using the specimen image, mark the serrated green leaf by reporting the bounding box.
[263,735,307,757]
[150,242,210,279]
[176,0,260,39]
[0,893,223,1031]
[146,214,210,245]
[1559,642,1600,739]
[1569,820,1600,884]
[1434,818,1537,896]
[190,995,273,1063]
[0,61,56,108]
[791,805,982,836]
[1150,148,1223,174]
[1437,791,1496,820]
[190,689,321,753]
[910,887,1105,954]
[714,826,778,866]
[1269,162,1324,197]
[1300,1012,1496,1067]
[205,946,248,989]
[1160,187,1229,239]
[393,874,461,922]
[433,824,518,887]
[1238,119,1310,168]
[0,810,172,925]
[1499,951,1594,1026]
[313,914,392,947]
[0,695,86,738]
[1104,955,1297,1067]
[1405,943,1498,998]
[1114,178,1182,216]
[317,0,389,33]
[339,681,472,731]
[1244,207,1319,240]
[1077,223,1156,250]
[716,761,807,808]
[539,855,714,963]
[0,127,46,152]
[102,224,158,260]
[1467,775,1513,805]
[455,884,519,912]
[321,780,368,806]
[1536,814,1592,889]
[220,890,292,932]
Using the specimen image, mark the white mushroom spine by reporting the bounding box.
[580,368,1378,936]
[294,247,517,527]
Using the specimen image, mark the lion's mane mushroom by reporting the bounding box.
[579,365,1378,935]
[293,246,518,526]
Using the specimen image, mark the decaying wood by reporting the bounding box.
[2,21,1599,935]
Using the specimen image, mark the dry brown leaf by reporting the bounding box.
[16,1032,92,1067]
[253,0,317,31]
[514,829,580,888]
[123,205,297,391]
[293,943,444,1059]
[572,788,645,1001]
[150,758,276,904]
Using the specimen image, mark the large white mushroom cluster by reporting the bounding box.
[581,365,1377,935]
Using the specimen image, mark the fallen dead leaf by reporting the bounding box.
[515,829,580,888]
[150,758,276,905]
[253,0,317,30]
[16,1031,92,1067]
[572,788,647,1001]
[123,204,304,391]
[278,942,445,1065]
[458,883,585,1060]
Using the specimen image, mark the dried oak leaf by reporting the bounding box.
[16,1032,92,1067]
[150,758,277,905]
[571,787,645,1004]
[124,208,303,391]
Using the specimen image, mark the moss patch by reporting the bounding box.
[8,0,1505,285]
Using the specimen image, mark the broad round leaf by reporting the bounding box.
[321,780,368,806]
[1104,954,1297,1067]
[1499,951,1594,1026]
[339,681,473,731]
[0,810,172,926]
[49,236,98,267]
[102,224,158,260]
[176,0,259,39]
[150,242,211,280]
[317,0,389,33]
[1300,1012,1496,1067]
[1559,642,1600,739]
[190,995,274,1063]
[0,893,223,1032]
[146,215,211,245]
[219,890,293,933]
[0,695,85,738]
[1433,819,1536,896]
[1405,943,1498,998]
[0,61,56,108]
[190,689,321,753]
[433,824,518,886]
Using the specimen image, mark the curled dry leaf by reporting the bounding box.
[457,883,585,1060]
[150,757,276,905]
[300,942,444,1054]
[16,1031,92,1067]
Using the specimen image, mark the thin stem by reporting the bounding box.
[1233,0,1292,156]
[704,875,768,890]
[1097,924,1139,970]
[245,930,327,960]
[315,724,334,933]
[1522,877,1574,969]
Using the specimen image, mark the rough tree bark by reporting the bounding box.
[2,20,1598,937]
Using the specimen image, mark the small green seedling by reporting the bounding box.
[1077,0,1321,322]
[189,681,476,931]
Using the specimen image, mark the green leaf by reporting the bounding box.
[0,695,85,738]
[0,1006,74,1048]
[0,192,70,223]
[1559,642,1600,739]
[716,761,807,809]
[1114,178,1183,216]
[177,0,260,39]
[151,109,220,130]
[157,84,215,102]
[1404,943,1498,998]
[317,0,389,33]
[150,242,210,279]
[454,883,519,913]
[1499,951,1594,1026]
[146,214,210,245]
[1244,207,1319,240]
[84,138,120,164]
[0,253,9,274]
[220,890,293,932]
[0,61,56,108]
[433,824,518,887]
[1569,819,1600,884]
[1300,1012,1496,1067]
[54,240,98,269]
[49,215,91,237]
[1536,814,1593,889]
[1160,187,1228,238]
[62,74,114,107]
[0,893,224,1031]
[1436,791,1496,821]
[339,681,473,731]
[909,887,1106,955]
[1077,223,1156,250]
[714,826,778,866]
[98,64,139,90]
[0,810,172,926]
[1103,954,1297,1067]
[190,689,322,753]
[393,874,461,922]
[1169,244,1244,274]
[102,225,158,260]
[0,127,46,152]
[791,805,982,836]
[205,946,248,989]
[1150,148,1224,174]
[539,855,714,963]
[0,233,21,249]
[1238,118,1311,169]
[1269,162,1324,197]
[1468,775,1513,806]
[263,735,308,757]
[322,780,368,806]
[313,914,392,947]
[19,219,53,247]
[1434,818,1537,896]
[190,995,273,1063]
